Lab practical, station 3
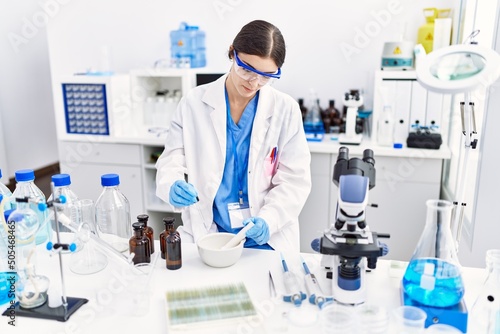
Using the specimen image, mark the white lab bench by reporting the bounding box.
[0,242,484,333]
[301,134,451,261]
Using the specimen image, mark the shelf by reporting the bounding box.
[147,203,172,212]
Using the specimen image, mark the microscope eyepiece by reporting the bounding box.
[362,149,375,166]
[337,146,349,162]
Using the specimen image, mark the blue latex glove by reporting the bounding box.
[243,217,270,245]
[169,180,198,207]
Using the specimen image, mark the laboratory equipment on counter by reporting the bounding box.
[129,222,151,265]
[401,199,466,331]
[58,74,130,138]
[2,191,88,321]
[137,214,154,254]
[69,199,108,275]
[318,146,390,305]
[301,257,332,309]
[406,126,443,149]
[163,217,182,270]
[381,41,415,70]
[221,221,253,250]
[11,169,50,245]
[95,173,132,253]
[280,253,306,306]
[339,92,364,145]
[303,90,325,142]
[48,174,78,236]
[170,22,206,68]
[415,31,500,249]
[469,249,500,333]
[160,217,179,260]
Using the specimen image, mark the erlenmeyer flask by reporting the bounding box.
[402,199,464,307]
[69,199,108,275]
[469,249,500,333]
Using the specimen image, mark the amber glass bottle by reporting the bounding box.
[137,214,154,254]
[129,222,151,264]
[160,217,174,260]
[160,217,182,270]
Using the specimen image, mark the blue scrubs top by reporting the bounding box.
[213,88,271,249]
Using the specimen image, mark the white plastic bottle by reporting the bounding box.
[95,173,131,253]
[48,174,79,234]
[377,106,395,147]
[11,169,50,245]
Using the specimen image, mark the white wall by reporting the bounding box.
[46,0,457,110]
[0,1,59,179]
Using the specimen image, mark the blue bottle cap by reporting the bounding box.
[3,209,14,222]
[15,169,35,182]
[0,169,2,178]
[52,174,71,187]
[393,143,403,149]
[101,174,120,187]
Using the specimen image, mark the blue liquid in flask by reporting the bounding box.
[402,258,464,307]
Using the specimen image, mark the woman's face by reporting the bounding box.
[228,52,279,98]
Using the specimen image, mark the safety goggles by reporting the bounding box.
[233,50,281,85]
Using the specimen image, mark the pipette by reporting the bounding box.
[301,256,333,309]
[280,253,306,307]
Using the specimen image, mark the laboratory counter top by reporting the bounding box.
[0,242,486,333]
[59,130,451,160]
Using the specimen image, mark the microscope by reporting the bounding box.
[339,91,363,145]
[318,146,389,305]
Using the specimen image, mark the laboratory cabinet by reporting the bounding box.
[300,145,448,262]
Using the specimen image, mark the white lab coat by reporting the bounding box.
[155,73,311,252]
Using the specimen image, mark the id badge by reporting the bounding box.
[228,202,251,229]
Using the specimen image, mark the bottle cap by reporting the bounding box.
[163,217,175,226]
[137,214,149,222]
[3,209,14,222]
[101,174,120,186]
[0,169,2,178]
[132,222,145,230]
[52,174,71,187]
[15,169,35,182]
[393,143,403,149]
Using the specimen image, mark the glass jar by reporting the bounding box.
[469,249,500,333]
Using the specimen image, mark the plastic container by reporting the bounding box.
[48,174,79,234]
[170,22,206,68]
[377,106,395,147]
[11,169,50,245]
[95,174,131,253]
[417,8,438,54]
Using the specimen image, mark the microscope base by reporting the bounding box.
[2,296,89,322]
[401,289,467,332]
[338,133,363,145]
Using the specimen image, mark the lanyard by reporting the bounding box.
[225,89,248,204]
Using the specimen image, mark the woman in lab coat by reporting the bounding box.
[155,20,311,252]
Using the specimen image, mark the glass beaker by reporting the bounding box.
[469,249,500,333]
[402,200,464,307]
[70,199,108,275]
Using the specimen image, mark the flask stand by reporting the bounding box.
[2,184,88,322]
[401,289,468,332]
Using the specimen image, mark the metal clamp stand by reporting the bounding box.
[2,183,88,322]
